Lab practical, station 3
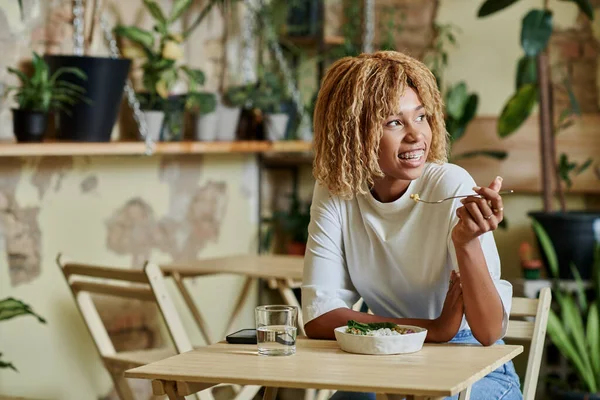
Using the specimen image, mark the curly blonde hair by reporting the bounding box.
[312,50,448,199]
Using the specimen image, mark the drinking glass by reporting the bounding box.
[255,305,298,356]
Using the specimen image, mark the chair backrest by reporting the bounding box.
[56,254,193,358]
[505,287,552,400]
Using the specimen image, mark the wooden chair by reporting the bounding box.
[504,287,552,400]
[57,254,260,400]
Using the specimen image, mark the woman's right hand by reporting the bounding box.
[431,270,464,342]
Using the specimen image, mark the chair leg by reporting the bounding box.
[316,389,332,400]
[458,386,472,400]
[233,385,263,400]
[304,388,317,400]
[263,387,278,400]
[110,372,135,400]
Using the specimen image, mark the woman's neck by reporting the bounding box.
[371,177,411,203]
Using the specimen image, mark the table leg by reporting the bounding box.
[263,387,279,400]
[223,276,254,337]
[164,381,186,400]
[172,272,213,344]
[458,385,472,400]
[277,280,305,336]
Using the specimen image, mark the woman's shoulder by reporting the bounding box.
[422,162,476,197]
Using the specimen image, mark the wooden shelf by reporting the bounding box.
[0,140,313,157]
[281,35,344,48]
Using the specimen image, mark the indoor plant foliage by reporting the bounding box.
[477,0,599,280]
[0,297,46,371]
[261,189,311,255]
[114,0,218,140]
[532,219,600,398]
[5,52,87,142]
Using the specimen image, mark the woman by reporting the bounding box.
[302,51,521,400]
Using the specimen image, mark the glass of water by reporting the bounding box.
[255,305,298,356]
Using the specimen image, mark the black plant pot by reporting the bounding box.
[529,211,600,280]
[44,55,131,142]
[12,109,48,142]
[551,388,600,399]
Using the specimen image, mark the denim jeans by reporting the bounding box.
[330,330,523,400]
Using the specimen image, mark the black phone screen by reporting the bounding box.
[226,328,257,344]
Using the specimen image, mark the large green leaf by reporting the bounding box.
[516,56,537,89]
[446,82,468,120]
[7,67,29,85]
[477,0,522,17]
[460,94,479,125]
[113,26,155,50]
[143,0,167,26]
[169,0,194,23]
[530,218,559,278]
[452,150,508,161]
[498,83,538,138]
[562,295,590,364]
[521,10,553,57]
[547,310,597,392]
[560,0,594,20]
[587,303,600,382]
[181,67,206,86]
[0,298,46,323]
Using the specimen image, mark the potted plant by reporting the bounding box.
[43,0,131,142]
[262,190,310,256]
[532,220,600,399]
[5,52,87,142]
[477,0,599,280]
[0,297,46,371]
[115,0,216,142]
[188,90,218,141]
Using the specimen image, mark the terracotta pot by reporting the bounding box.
[287,242,306,256]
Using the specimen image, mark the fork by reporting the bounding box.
[410,190,515,204]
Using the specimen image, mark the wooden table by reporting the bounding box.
[161,255,305,343]
[126,338,523,400]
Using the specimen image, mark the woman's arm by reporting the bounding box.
[451,177,507,346]
[305,270,465,343]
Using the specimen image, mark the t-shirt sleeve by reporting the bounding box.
[301,182,360,326]
[444,167,513,338]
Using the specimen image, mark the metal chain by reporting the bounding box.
[72,0,85,55]
[99,9,153,155]
[241,0,257,83]
[363,0,375,53]
[257,0,308,139]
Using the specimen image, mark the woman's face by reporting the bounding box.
[377,86,432,182]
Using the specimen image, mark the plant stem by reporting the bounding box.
[537,51,555,212]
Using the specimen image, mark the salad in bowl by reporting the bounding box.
[335,320,427,355]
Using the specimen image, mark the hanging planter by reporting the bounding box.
[45,55,131,142]
[6,52,87,143]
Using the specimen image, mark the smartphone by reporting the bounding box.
[226,328,257,344]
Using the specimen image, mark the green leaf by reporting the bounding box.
[521,10,553,57]
[50,67,87,85]
[113,26,155,50]
[565,78,582,115]
[460,94,479,125]
[0,298,46,323]
[452,150,508,161]
[576,158,593,174]
[530,218,559,278]
[169,0,194,23]
[181,67,206,86]
[587,303,600,381]
[547,310,597,392]
[561,0,594,20]
[7,67,29,85]
[571,264,588,313]
[498,83,538,138]
[446,82,468,120]
[516,56,537,89]
[0,353,17,372]
[143,0,167,25]
[17,0,24,19]
[477,0,522,17]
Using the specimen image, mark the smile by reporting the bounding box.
[398,149,425,160]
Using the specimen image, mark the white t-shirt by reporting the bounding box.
[301,162,512,337]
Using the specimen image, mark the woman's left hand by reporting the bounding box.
[451,176,504,247]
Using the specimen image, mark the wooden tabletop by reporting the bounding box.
[161,254,304,281]
[125,338,523,397]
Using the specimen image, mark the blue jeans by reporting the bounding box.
[330,330,523,400]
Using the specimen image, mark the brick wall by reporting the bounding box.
[549,13,600,113]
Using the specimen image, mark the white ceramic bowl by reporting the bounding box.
[334,325,427,355]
